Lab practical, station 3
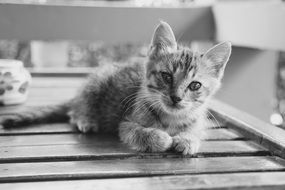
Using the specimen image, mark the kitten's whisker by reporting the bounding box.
[132,101,148,116]
[132,94,156,116]
[123,99,139,116]
[120,96,136,108]
[123,94,149,116]
[206,110,221,129]
[149,101,161,115]
[121,93,139,108]
[121,90,150,109]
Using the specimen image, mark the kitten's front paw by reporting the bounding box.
[146,129,173,152]
[172,136,200,155]
[119,123,172,153]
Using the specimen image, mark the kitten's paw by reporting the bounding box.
[172,136,200,155]
[69,111,98,133]
[76,120,98,133]
[145,129,173,152]
[118,122,172,153]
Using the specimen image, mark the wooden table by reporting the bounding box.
[1,77,285,189]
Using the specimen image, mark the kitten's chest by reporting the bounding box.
[160,115,195,136]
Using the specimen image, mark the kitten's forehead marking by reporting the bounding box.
[168,49,194,79]
[170,50,198,93]
[188,53,204,79]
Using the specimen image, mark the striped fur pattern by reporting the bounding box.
[0,22,231,155]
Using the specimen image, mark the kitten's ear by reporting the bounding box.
[149,21,177,58]
[202,41,231,79]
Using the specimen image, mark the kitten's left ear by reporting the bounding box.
[202,41,232,79]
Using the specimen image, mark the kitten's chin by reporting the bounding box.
[167,103,184,110]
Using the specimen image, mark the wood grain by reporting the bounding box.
[2,172,285,190]
[0,156,284,183]
[207,128,243,140]
[0,140,268,163]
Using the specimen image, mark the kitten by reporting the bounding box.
[0,22,231,155]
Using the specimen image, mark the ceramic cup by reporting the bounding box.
[0,59,31,105]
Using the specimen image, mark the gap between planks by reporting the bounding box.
[0,122,228,135]
[0,127,242,140]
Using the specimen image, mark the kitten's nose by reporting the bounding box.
[170,95,182,104]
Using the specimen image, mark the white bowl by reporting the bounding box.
[0,59,31,105]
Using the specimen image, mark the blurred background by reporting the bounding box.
[0,0,284,127]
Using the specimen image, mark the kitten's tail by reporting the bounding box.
[0,103,70,128]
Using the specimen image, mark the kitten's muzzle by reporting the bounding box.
[170,95,182,104]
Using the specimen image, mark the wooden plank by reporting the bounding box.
[2,172,285,190]
[0,130,243,146]
[0,140,268,163]
[0,156,284,183]
[0,3,213,42]
[207,128,244,140]
[209,99,285,159]
[214,2,285,51]
[0,133,119,147]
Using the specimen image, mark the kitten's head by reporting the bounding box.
[144,21,231,114]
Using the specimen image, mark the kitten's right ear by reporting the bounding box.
[148,21,177,58]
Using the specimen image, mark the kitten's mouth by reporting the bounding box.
[163,100,184,110]
[170,104,183,110]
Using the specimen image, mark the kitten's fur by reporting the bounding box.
[0,22,231,155]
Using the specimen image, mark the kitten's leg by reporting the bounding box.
[172,121,206,155]
[68,111,99,133]
[119,121,173,152]
[172,132,201,155]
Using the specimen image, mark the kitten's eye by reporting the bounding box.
[161,72,172,84]
[188,81,201,91]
